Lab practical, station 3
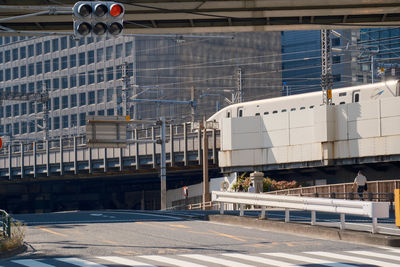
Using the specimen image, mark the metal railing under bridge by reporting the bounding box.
[0,123,220,179]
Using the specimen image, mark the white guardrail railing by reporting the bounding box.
[212,191,390,233]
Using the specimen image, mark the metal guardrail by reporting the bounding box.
[0,209,11,238]
[212,191,390,233]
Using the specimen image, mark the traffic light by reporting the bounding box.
[73,1,124,38]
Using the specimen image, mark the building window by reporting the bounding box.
[52,58,59,71]
[61,37,67,50]
[332,37,340,46]
[79,92,86,106]
[12,48,18,61]
[97,68,104,83]
[332,55,341,64]
[53,117,60,129]
[97,89,104,103]
[61,76,68,89]
[79,38,85,46]
[13,104,20,116]
[88,70,95,84]
[62,115,69,128]
[70,74,77,88]
[36,42,42,55]
[29,121,35,133]
[13,122,19,135]
[52,38,59,52]
[28,44,34,57]
[107,88,113,101]
[5,69,10,81]
[69,37,76,48]
[125,41,133,57]
[98,110,105,116]
[106,46,113,60]
[70,94,77,107]
[12,67,19,79]
[79,72,86,86]
[0,70,2,82]
[79,112,86,126]
[106,66,113,81]
[5,50,10,62]
[97,48,104,62]
[52,97,60,110]
[44,60,51,73]
[61,56,68,69]
[62,95,69,109]
[70,54,76,67]
[333,74,341,82]
[28,63,34,76]
[21,103,27,115]
[44,40,50,53]
[70,114,77,127]
[29,102,35,114]
[0,52,3,63]
[88,50,94,64]
[107,108,114,116]
[36,62,42,74]
[20,46,26,59]
[88,91,95,104]
[21,122,27,134]
[116,65,122,79]
[21,84,26,93]
[28,83,35,93]
[79,52,85,66]
[116,44,122,58]
[6,106,11,117]
[53,78,59,90]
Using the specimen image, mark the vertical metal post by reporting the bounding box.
[371,55,375,83]
[135,129,139,170]
[121,62,130,117]
[321,29,333,105]
[46,140,50,177]
[191,86,195,122]
[169,125,174,167]
[235,67,243,103]
[20,142,24,178]
[239,203,244,216]
[212,129,217,165]
[74,136,78,175]
[285,209,290,222]
[197,127,202,165]
[160,117,167,210]
[33,141,37,178]
[119,148,123,171]
[183,123,188,166]
[372,217,378,233]
[311,211,316,225]
[59,137,63,176]
[8,143,12,180]
[220,202,224,214]
[340,213,345,230]
[88,147,92,174]
[103,148,107,173]
[260,206,266,219]
[152,127,156,169]
[202,119,209,210]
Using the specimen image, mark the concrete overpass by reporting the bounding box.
[0,0,400,35]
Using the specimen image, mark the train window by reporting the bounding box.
[290,108,296,111]
[339,92,347,97]
[309,105,314,109]
[300,107,305,110]
[353,91,360,102]
[226,111,230,118]
[255,113,260,116]
[340,101,345,105]
[281,109,287,112]
[237,108,243,117]
[272,110,278,114]
[263,111,269,115]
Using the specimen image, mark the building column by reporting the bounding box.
[33,141,37,178]
[74,136,78,175]
[169,125,174,167]
[183,123,188,166]
[59,137,64,176]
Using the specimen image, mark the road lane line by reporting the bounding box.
[346,250,400,261]
[180,254,255,267]
[263,252,356,267]
[224,253,295,267]
[210,230,246,242]
[12,259,55,267]
[34,226,68,237]
[98,256,158,266]
[168,224,190,229]
[139,255,207,267]
[56,257,108,267]
[305,251,399,267]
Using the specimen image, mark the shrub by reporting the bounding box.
[233,174,299,192]
[0,220,25,251]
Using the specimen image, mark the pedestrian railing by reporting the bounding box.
[212,191,390,233]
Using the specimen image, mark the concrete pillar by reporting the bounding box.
[250,171,264,193]
[183,123,188,166]
[169,125,174,167]
[135,129,139,170]
[197,127,202,165]
[33,141,37,178]
[212,129,217,165]
[59,138,64,176]
[88,147,92,174]
[152,127,156,169]
[103,148,107,173]
[20,143,24,179]
[8,144,12,180]
[46,140,50,177]
[74,136,78,175]
[119,148,123,171]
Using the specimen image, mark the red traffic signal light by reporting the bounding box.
[110,4,123,17]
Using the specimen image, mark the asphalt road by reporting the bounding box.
[1,210,399,266]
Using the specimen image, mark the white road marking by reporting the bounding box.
[347,250,400,261]
[263,252,357,267]
[98,256,158,266]
[56,257,108,267]
[180,254,255,267]
[12,259,55,267]
[224,253,297,267]
[139,255,207,267]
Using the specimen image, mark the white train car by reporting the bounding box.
[208,80,400,175]
[208,80,400,124]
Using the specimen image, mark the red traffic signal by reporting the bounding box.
[110,4,123,17]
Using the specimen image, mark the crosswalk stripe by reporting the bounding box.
[139,255,207,267]
[347,250,400,261]
[56,257,108,267]
[262,252,356,267]
[305,251,400,267]
[180,254,255,267]
[11,259,55,267]
[223,253,296,267]
[98,256,158,267]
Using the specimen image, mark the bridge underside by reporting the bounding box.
[1,0,400,35]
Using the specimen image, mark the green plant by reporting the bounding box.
[233,173,299,192]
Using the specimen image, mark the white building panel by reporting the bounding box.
[380,97,400,117]
[348,119,380,139]
[290,109,314,128]
[381,117,400,136]
[231,149,255,166]
[287,145,302,162]
[268,146,288,164]
[347,101,380,121]
[232,117,261,134]
[357,138,376,157]
[232,132,262,150]
[221,118,232,150]
[262,112,289,131]
[386,135,400,155]
[374,137,387,156]
[334,141,350,158]
[218,151,231,167]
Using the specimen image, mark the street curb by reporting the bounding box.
[206,214,400,247]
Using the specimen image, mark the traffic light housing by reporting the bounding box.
[73,1,124,38]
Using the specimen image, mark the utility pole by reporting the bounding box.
[191,86,195,122]
[202,117,209,210]
[234,67,243,103]
[121,62,130,118]
[41,84,50,141]
[321,29,333,105]
[159,117,167,210]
